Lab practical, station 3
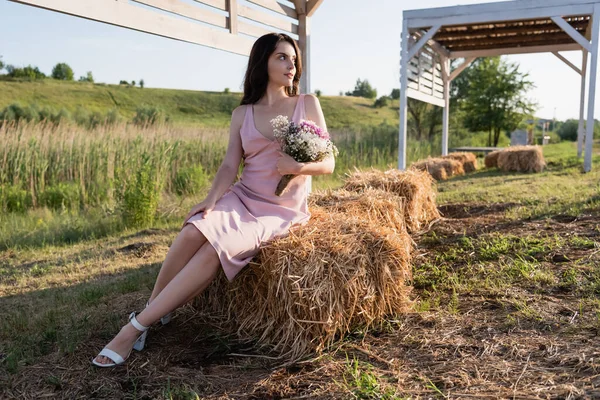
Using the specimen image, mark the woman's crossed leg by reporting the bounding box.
[94,225,220,365]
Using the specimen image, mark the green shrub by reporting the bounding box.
[132,106,168,127]
[373,96,390,108]
[0,103,39,124]
[40,182,80,210]
[0,185,33,213]
[122,159,162,227]
[172,165,209,196]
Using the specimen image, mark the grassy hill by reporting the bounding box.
[0,79,400,129]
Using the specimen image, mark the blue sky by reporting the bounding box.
[0,0,592,120]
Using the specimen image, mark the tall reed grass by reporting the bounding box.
[0,120,437,213]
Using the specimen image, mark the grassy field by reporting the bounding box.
[1,140,599,398]
[0,79,401,129]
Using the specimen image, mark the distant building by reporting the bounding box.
[511,129,528,146]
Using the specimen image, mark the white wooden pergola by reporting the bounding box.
[8,0,324,93]
[399,0,600,172]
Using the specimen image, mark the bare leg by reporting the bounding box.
[148,224,207,303]
[94,242,220,365]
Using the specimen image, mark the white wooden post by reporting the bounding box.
[585,5,600,172]
[398,20,409,170]
[298,17,311,94]
[441,57,450,156]
[579,50,588,158]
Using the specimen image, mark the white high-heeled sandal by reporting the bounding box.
[92,312,149,368]
[132,302,172,351]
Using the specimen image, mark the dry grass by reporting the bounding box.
[309,188,407,233]
[497,145,546,173]
[443,152,478,173]
[342,168,440,232]
[194,207,413,361]
[411,157,465,181]
[485,150,502,169]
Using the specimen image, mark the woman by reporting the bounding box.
[93,33,335,367]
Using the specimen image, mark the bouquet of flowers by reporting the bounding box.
[270,116,338,196]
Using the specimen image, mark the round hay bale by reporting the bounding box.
[195,207,414,361]
[443,152,478,173]
[411,157,464,180]
[309,188,406,233]
[497,145,545,173]
[342,168,440,232]
[484,151,501,169]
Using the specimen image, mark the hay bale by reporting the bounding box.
[342,168,440,232]
[194,207,413,361]
[411,157,464,180]
[484,151,501,169]
[309,188,406,233]
[497,145,545,173]
[443,152,478,173]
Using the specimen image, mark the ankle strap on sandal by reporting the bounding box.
[129,312,149,332]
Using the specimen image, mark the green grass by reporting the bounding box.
[438,141,600,219]
[0,79,402,129]
[0,135,600,399]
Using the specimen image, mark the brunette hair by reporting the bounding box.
[240,33,302,105]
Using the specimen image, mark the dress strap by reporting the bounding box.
[293,94,306,121]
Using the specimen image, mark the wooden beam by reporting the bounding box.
[407,24,442,60]
[584,4,600,172]
[238,4,298,34]
[131,0,227,28]
[192,0,226,11]
[407,5,594,29]
[578,50,588,158]
[449,38,578,53]
[440,56,449,81]
[246,0,297,19]
[226,0,238,35]
[449,57,475,82]
[238,20,271,38]
[307,0,324,17]
[399,20,409,170]
[413,30,450,58]
[293,0,306,14]
[405,0,597,20]
[9,0,252,56]
[552,51,582,74]
[434,19,589,40]
[407,88,446,108]
[450,42,582,58]
[441,57,450,156]
[441,32,578,49]
[551,16,591,51]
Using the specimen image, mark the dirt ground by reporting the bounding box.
[2,202,600,399]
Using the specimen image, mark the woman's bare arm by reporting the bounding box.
[204,106,245,203]
[300,94,335,175]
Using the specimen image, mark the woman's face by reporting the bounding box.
[267,41,297,89]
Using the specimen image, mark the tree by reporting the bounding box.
[79,71,94,83]
[390,89,400,100]
[140,79,145,89]
[0,55,4,71]
[373,95,389,108]
[315,89,321,97]
[131,80,136,87]
[452,57,536,147]
[119,80,129,85]
[52,63,74,81]
[345,78,377,99]
[6,65,46,79]
[557,119,578,141]
[407,98,443,141]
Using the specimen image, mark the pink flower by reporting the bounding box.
[299,120,329,140]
